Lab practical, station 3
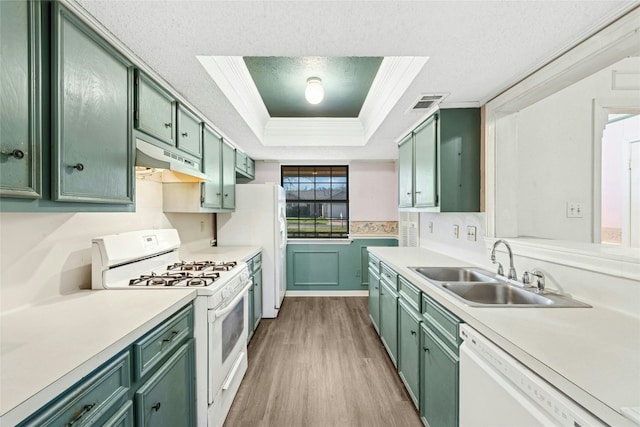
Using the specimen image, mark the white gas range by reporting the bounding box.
[92,229,250,427]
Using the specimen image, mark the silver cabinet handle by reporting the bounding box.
[162,330,178,343]
[2,149,25,159]
[73,163,84,171]
[66,403,95,426]
[152,402,161,412]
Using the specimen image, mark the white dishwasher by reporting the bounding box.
[459,324,604,427]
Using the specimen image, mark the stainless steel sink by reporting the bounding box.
[408,266,590,308]
[411,267,496,283]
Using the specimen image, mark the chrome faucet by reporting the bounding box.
[522,270,546,294]
[490,239,517,280]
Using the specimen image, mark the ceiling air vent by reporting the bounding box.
[409,93,448,112]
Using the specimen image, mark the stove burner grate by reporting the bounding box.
[167,260,237,272]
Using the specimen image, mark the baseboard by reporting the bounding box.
[285,290,369,297]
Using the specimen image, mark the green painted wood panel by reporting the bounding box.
[439,108,481,212]
[398,299,421,409]
[368,267,381,334]
[102,401,134,427]
[379,279,398,367]
[414,115,438,208]
[420,324,459,427]
[292,251,339,287]
[253,266,263,330]
[398,134,413,208]
[286,239,397,291]
[135,71,175,146]
[0,0,41,198]
[201,126,222,208]
[52,5,133,204]
[135,340,195,427]
[221,141,235,209]
[176,106,202,158]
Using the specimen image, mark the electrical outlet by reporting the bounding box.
[453,225,460,239]
[428,222,434,233]
[566,202,584,218]
[467,226,477,241]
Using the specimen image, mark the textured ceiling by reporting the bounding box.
[244,56,383,118]
[75,0,639,161]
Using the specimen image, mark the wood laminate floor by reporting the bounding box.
[224,297,422,427]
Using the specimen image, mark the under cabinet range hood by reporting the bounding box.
[135,138,207,181]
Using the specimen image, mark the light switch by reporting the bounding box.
[453,225,460,239]
[566,202,584,218]
[467,226,477,241]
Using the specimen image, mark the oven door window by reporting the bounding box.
[221,298,244,363]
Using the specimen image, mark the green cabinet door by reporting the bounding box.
[235,150,247,172]
[253,267,263,330]
[414,115,438,208]
[221,141,236,209]
[398,299,421,409]
[247,284,255,340]
[420,324,459,427]
[0,0,41,198]
[135,71,176,146]
[176,106,202,158]
[368,267,381,334]
[201,126,222,209]
[379,279,398,367]
[52,6,133,204]
[135,340,195,427]
[398,134,413,208]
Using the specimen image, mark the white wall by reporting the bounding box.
[419,212,488,265]
[513,56,640,242]
[253,160,398,222]
[0,178,214,312]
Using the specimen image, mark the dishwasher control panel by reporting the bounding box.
[460,325,605,427]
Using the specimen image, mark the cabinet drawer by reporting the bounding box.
[399,276,421,311]
[368,253,381,271]
[380,263,398,290]
[102,401,133,427]
[422,294,461,351]
[22,352,131,427]
[133,305,193,379]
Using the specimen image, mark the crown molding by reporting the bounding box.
[359,56,430,140]
[263,118,364,146]
[196,55,270,141]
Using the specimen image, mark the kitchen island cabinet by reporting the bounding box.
[0,290,196,427]
[368,246,640,427]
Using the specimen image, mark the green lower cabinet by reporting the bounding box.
[135,339,196,427]
[398,299,421,409]
[248,285,255,340]
[420,324,459,427]
[103,401,134,427]
[252,266,263,331]
[368,267,381,334]
[379,279,398,367]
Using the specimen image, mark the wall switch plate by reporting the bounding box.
[566,202,584,218]
[453,224,460,239]
[467,226,477,241]
[428,222,434,233]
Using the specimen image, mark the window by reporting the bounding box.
[282,166,349,238]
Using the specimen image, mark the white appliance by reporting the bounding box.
[459,324,604,427]
[217,183,287,318]
[92,229,251,427]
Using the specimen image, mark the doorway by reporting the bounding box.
[600,113,640,247]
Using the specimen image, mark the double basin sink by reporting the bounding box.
[409,267,590,308]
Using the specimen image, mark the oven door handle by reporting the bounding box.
[214,280,252,319]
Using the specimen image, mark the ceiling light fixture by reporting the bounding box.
[305,77,324,104]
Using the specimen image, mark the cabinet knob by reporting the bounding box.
[164,122,172,128]
[423,347,430,353]
[73,163,84,171]
[224,193,229,197]
[216,193,221,196]
[406,192,412,195]
[181,132,188,137]
[2,149,25,159]
[152,402,161,412]
[410,330,417,336]
[415,191,422,194]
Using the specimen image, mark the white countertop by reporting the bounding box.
[369,247,640,427]
[180,245,262,263]
[0,289,197,426]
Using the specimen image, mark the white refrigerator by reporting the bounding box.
[217,183,287,318]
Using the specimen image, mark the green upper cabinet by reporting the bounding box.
[414,116,437,208]
[134,71,176,147]
[221,141,236,209]
[201,126,223,209]
[398,108,480,212]
[235,149,255,182]
[398,134,413,208]
[176,106,202,158]
[52,5,133,204]
[0,0,41,198]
